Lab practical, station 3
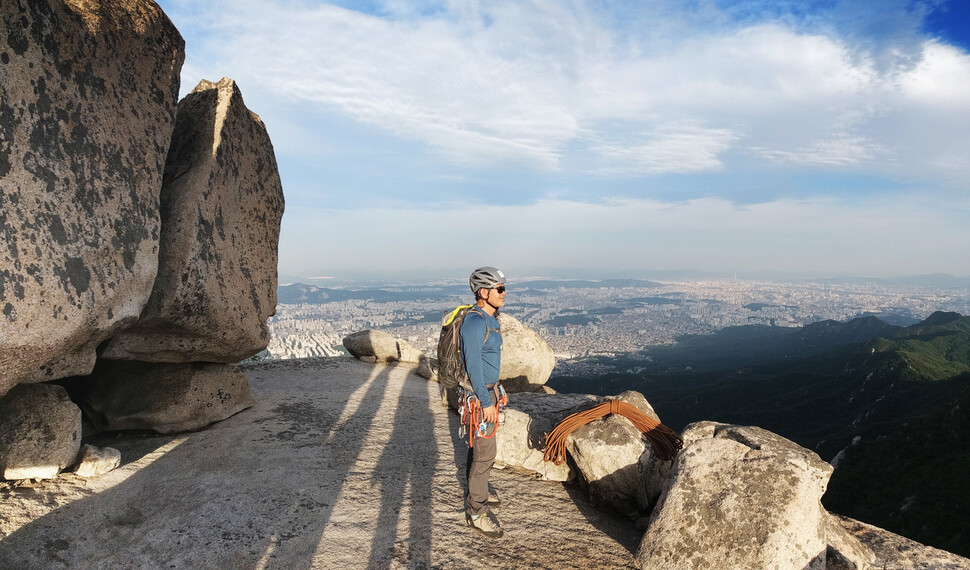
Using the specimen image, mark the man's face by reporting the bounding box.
[484,284,506,308]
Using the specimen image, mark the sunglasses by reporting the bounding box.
[493,286,506,294]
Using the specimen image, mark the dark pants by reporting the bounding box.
[464,422,496,517]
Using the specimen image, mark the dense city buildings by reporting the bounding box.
[266,278,970,371]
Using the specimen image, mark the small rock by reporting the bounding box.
[73,445,122,478]
[0,384,82,480]
[343,330,423,363]
[824,512,876,570]
[416,356,436,380]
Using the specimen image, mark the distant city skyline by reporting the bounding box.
[157,0,970,280]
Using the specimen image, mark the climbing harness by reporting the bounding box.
[543,399,683,463]
[458,383,508,448]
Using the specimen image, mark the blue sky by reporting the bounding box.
[156,0,970,282]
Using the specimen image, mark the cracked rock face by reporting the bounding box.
[637,423,835,570]
[0,0,185,396]
[101,78,284,363]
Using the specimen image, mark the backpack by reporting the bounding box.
[436,304,492,389]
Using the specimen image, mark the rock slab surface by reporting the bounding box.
[0,0,185,395]
[0,358,642,568]
[0,360,964,568]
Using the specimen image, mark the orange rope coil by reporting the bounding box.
[543,399,683,464]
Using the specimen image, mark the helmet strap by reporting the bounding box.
[475,291,500,315]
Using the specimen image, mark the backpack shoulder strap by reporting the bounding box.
[467,305,500,342]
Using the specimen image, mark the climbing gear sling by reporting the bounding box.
[458,383,508,448]
[543,399,683,463]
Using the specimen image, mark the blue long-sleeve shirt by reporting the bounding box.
[459,308,502,408]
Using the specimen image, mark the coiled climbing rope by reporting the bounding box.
[543,399,684,464]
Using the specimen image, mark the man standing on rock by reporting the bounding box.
[460,266,507,539]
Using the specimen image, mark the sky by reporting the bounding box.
[155,0,970,283]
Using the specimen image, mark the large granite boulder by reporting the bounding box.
[343,330,424,363]
[497,313,556,392]
[101,78,284,363]
[0,384,81,480]
[637,422,835,570]
[84,360,255,434]
[0,0,185,396]
[494,392,600,481]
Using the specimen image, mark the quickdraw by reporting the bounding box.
[458,384,508,448]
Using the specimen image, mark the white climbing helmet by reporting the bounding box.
[469,266,506,293]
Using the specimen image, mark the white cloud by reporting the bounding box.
[897,41,970,106]
[751,135,885,166]
[167,1,970,185]
[158,0,970,278]
[590,123,738,175]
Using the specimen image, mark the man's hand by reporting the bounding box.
[482,403,499,424]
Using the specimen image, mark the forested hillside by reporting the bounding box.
[548,312,970,556]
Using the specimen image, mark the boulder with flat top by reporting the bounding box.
[494,392,601,481]
[566,391,666,518]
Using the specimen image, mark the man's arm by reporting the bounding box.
[459,313,495,409]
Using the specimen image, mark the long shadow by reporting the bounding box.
[0,358,398,568]
[365,364,438,568]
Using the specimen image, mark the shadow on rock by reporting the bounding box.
[0,360,430,568]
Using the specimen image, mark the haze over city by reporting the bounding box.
[158,0,970,282]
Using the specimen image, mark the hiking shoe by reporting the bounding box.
[465,510,504,539]
[487,489,501,507]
